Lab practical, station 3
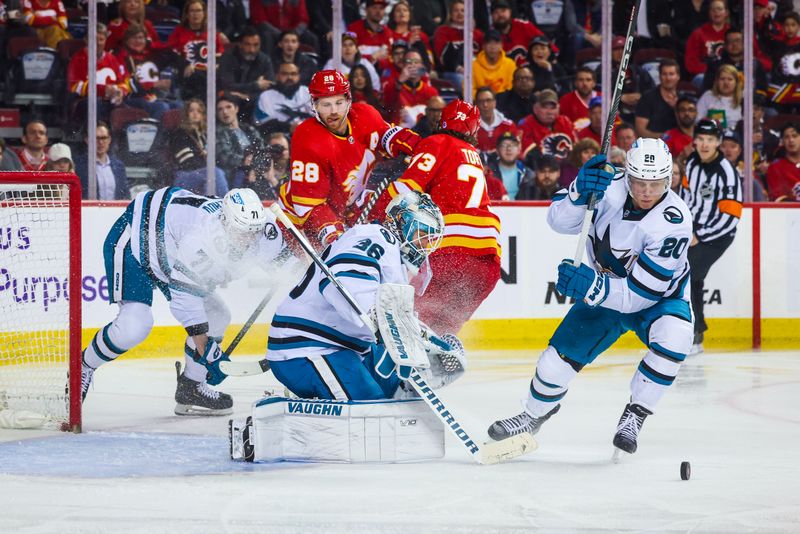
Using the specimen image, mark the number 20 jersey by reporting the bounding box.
[550,178,693,314]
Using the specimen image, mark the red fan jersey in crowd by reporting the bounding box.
[372,132,502,333]
[432,25,483,71]
[14,148,48,172]
[662,127,693,160]
[500,19,545,65]
[477,117,517,153]
[106,17,162,52]
[22,0,67,29]
[766,158,800,202]
[279,102,419,249]
[559,90,599,131]
[519,114,575,159]
[166,25,226,67]
[684,22,729,75]
[347,19,394,62]
[382,79,439,124]
[250,0,309,32]
[67,48,131,97]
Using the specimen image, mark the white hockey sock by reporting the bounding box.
[524,346,577,417]
[83,301,153,369]
[630,349,683,412]
[83,324,126,369]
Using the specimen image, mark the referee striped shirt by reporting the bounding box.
[680,151,743,242]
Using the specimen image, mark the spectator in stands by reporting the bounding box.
[612,0,674,50]
[685,0,730,83]
[670,159,684,193]
[703,27,768,92]
[323,32,381,91]
[382,49,439,126]
[347,0,393,63]
[106,0,161,52]
[634,59,680,139]
[305,0,361,60]
[767,12,800,112]
[74,122,131,200]
[486,130,532,200]
[576,96,604,144]
[406,0,447,37]
[68,22,131,125]
[15,119,48,172]
[598,35,654,124]
[766,122,800,202]
[44,142,72,173]
[249,0,318,55]
[432,0,483,91]
[272,29,317,86]
[412,95,446,138]
[254,61,313,134]
[561,67,600,132]
[22,0,70,48]
[116,24,182,120]
[489,0,544,65]
[217,0,248,43]
[472,29,516,96]
[379,40,408,88]
[170,98,228,195]
[525,35,564,94]
[266,131,290,182]
[517,153,561,200]
[697,64,743,131]
[167,0,226,101]
[215,92,265,184]
[662,94,698,165]
[614,122,636,152]
[0,138,24,171]
[218,26,275,112]
[519,88,575,163]
[720,130,747,177]
[475,86,516,153]
[673,0,710,53]
[349,64,384,113]
[231,144,281,200]
[388,0,432,65]
[496,66,535,123]
[559,137,600,187]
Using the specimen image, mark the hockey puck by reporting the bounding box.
[680,461,691,480]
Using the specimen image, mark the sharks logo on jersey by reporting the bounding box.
[663,206,684,224]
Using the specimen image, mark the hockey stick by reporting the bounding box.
[356,175,393,225]
[572,0,640,265]
[268,203,536,464]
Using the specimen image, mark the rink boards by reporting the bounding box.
[3,202,796,357]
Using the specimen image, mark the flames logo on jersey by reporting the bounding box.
[183,40,209,66]
[134,61,160,83]
[540,133,573,161]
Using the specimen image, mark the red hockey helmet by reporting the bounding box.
[309,70,351,99]
[438,99,480,138]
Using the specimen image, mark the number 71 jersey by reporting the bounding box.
[382,133,501,261]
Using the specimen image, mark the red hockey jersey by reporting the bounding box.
[559,90,599,131]
[67,49,131,97]
[22,0,67,29]
[106,18,162,52]
[166,25,226,66]
[279,102,417,247]
[500,19,545,65]
[375,133,501,260]
[519,113,575,159]
[347,20,394,62]
[766,158,800,202]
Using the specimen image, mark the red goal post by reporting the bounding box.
[0,172,82,432]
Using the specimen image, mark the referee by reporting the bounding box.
[680,119,743,354]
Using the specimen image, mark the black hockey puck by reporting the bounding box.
[680,461,691,480]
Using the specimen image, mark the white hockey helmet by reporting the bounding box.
[384,191,445,274]
[221,188,267,247]
[625,137,673,195]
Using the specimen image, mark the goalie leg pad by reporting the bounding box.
[234,397,444,463]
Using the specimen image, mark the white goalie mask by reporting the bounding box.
[221,188,267,251]
[383,191,445,276]
[625,137,672,198]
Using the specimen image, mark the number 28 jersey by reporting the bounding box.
[380,133,501,261]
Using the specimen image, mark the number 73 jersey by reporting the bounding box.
[379,133,501,261]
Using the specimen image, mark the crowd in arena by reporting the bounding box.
[0,0,799,202]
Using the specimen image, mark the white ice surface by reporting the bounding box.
[1,349,799,533]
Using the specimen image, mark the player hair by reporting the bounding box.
[439,128,477,146]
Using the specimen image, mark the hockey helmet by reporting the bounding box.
[221,188,267,249]
[625,137,672,195]
[309,70,351,100]
[438,99,480,138]
[384,191,444,274]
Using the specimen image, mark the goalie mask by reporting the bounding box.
[625,137,672,201]
[384,191,444,275]
[221,188,267,252]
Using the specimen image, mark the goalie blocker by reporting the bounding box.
[230,396,444,463]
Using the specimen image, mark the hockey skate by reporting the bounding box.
[487,404,561,441]
[174,362,233,416]
[80,363,95,402]
[612,402,652,454]
[689,332,704,356]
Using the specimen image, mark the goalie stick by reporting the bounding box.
[572,0,640,265]
[265,203,536,464]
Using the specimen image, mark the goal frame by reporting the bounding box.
[0,172,82,432]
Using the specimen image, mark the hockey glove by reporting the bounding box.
[570,154,615,205]
[196,337,230,385]
[556,260,609,307]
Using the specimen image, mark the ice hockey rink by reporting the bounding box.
[1,348,798,533]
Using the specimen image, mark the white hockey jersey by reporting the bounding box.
[266,223,409,362]
[128,187,289,330]
[549,178,693,314]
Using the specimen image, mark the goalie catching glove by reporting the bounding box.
[372,283,430,380]
[422,331,467,389]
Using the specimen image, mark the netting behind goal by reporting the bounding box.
[0,173,82,432]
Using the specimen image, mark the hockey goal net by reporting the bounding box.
[0,172,82,432]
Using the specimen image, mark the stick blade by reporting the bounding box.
[219,359,270,377]
[479,434,538,465]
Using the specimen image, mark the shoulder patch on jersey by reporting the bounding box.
[264,222,279,240]
[662,206,684,224]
